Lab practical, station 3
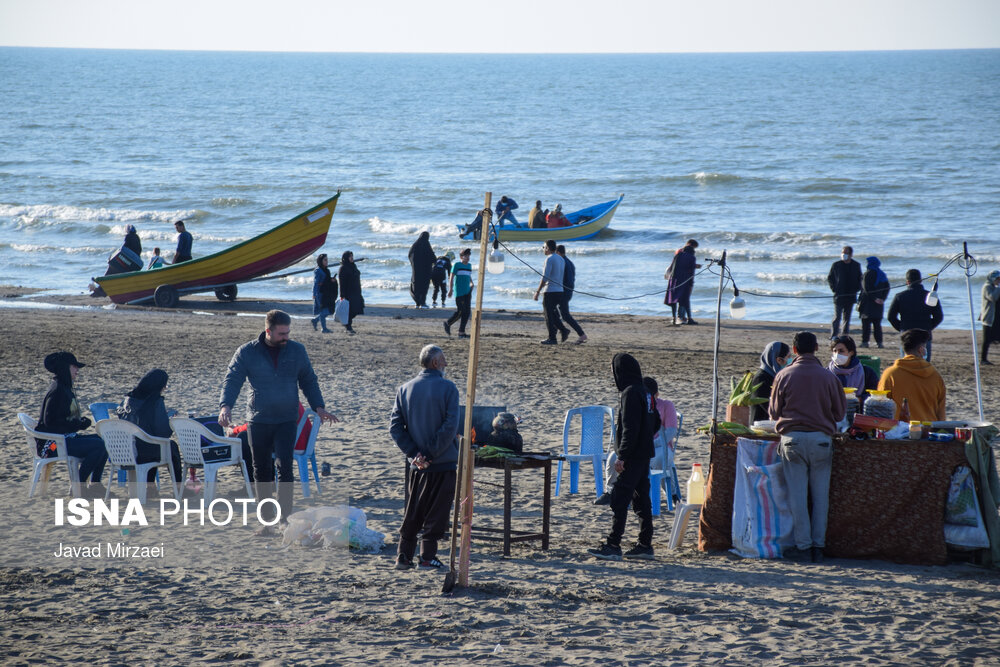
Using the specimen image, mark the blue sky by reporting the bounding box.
[1,0,998,53]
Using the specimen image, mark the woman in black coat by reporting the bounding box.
[408,231,435,308]
[116,369,182,485]
[37,351,108,494]
[337,250,365,333]
[857,256,890,349]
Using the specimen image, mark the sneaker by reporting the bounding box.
[394,554,414,570]
[623,543,655,560]
[811,547,825,563]
[345,325,355,334]
[86,482,108,498]
[876,343,884,349]
[783,546,810,562]
[587,543,623,561]
[458,332,470,339]
[321,328,332,333]
[540,339,557,345]
[444,321,452,336]
[311,318,318,331]
[432,302,437,308]
[593,492,612,506]
[684,319,699,325]
[859,342,869,348]
[983,359,994,366]
[560,329,570,342]
[576,334,588,345]
[418,557,445,570]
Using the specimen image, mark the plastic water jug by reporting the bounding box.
[686,463,706,505]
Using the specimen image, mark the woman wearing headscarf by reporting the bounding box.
[116,369,182,485]
[664,240,701,325]
[37,351,108,495]
[858,256,890,349]
[828,335,868,403]
[408,231,435,309]
[123,224,142,256]
[310,254,337,333]
[750,341,790,423]
[980,269,1000,365]
[337,250,365,334]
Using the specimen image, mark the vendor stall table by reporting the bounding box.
[472,452,562,557]
[699,434,970,565]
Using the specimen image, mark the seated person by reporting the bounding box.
[459,208,488,239]
[483,412,523,453]
[546,204,571,228]
[751,341,789,423]
[596,376,674,505]
[116,369,182,488]
[37,351,108,496]
[877,328,946,421]
[495,196,521,228]
[828,335,867,400]
[528,200,547,229]
[147,247,165,270]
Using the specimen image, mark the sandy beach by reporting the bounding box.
[2,290,999,665]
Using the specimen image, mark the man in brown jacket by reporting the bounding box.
[769,331,846,563]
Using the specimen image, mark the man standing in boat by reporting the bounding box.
[495,196,521,228]
[172,220,193,264]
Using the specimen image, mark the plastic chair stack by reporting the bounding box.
[169,417,253,502]
[18,413,83,498]
[95,419,179,504]
[555,405,613,499]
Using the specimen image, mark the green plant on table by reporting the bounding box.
[729,371,769,407]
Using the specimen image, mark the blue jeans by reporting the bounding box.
[497,212,521,228]
[779,431,833,550]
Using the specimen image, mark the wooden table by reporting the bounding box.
[472,452,562,556]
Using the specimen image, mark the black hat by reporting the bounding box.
[44,351,86,374]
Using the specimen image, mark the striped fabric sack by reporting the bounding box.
[731,437,795,559]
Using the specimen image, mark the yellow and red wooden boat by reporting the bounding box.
[95,193,339,307]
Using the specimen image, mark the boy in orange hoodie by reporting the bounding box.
[877,329,946,421]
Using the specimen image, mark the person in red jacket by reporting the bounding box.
[546,204,571,228]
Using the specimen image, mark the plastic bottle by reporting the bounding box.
[899,398,911,423]
[686,463,706,505]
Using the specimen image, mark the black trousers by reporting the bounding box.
[249,420,297,523]
[447,293,471,333]
[136,440,182,484]
[606,457,653,548]
[831,296,856,337]
[861,314,883,346]
[557,292,584,337]
[542,292,569,341]
[398,468,456,561]
[431,276,448,305]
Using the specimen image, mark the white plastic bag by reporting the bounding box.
[730,438,795,559]
[334,298,349,324]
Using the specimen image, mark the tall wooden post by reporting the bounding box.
[457,192,492,587]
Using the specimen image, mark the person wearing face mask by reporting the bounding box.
[750,341,790,423]
[827,336,867,400]
[827,245,863,339]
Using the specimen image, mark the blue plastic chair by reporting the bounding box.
[650,412,683,515]
[89,402,127,484]
[293,409,321,498]
[555,405,613,499]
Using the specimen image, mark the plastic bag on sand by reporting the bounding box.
[730,437,794,559]
[944,467,989,549]
[280,505,385,553]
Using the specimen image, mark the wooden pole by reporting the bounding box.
[457,192,492,587]
[710,250,727,443]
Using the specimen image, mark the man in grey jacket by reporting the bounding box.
[389,345,459,570]
[219,310,338,535]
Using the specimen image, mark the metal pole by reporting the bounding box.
[963,242,985,421]
[710,250,727,439]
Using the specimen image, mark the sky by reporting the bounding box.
[0,0,998,53]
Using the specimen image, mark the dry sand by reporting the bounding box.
[1,290,999,665]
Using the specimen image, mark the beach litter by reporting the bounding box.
[280,506,385,553]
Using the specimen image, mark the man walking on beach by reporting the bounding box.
[588,353,660,561]
[555,244,587,344]
[219,310,338,535]
[887,269,944,361]
[827,246,862,339]
[769,331,845,563]
[390,345,459,570]
[444,248,473,338]
[534,239,570,345]
[172,220,193,264]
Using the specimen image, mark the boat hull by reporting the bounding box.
[95,194,339,304]
[461,194,623,242]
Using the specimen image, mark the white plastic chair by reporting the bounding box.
[650,412,683,515]
[555,405,613,499]
[95,419,179,504]
[294,409,321,498]
[169,417,253,502]
[18,413,83,498]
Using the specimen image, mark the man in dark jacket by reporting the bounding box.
[769,332,845,563]
[219,310,338,534]
[172,220,192,263]
[827,245,863,339]
[555,244,587,344]
[887,269,944,361]
[588,353,660,561]
[389,345,459,570]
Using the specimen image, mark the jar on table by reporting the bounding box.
[909,421,923,440]
[864,390,896,420]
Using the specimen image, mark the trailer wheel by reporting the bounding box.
[153,284,179,308]
[214,284,238,302]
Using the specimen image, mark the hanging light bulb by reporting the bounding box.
[486,238,505,274]
[925,278,939,307]
[729,287,747,319]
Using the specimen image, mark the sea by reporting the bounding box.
[1,48,998,328]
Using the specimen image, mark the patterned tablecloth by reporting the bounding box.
[699,433,969,565]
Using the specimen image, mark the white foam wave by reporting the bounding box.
[360,279,408,291]
[489,285,536,298]
[106,224,246,244]
[9,243,107,255]
[367,217,457,238]
[0,203,198,226]
[754,272,827,283]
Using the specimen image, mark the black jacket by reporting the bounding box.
[887,283,943,332]
[858,270,890,319]
[337,261,365,317]
[612,353,659,460]
[827,259,863,301]
[38,379,90,436]
[117,395,171,438]
[750,369,776,424]
[124,230,142,256]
